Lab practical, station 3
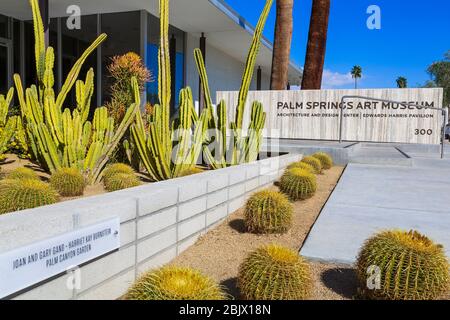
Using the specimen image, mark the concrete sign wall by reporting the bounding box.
[217,88,444,144]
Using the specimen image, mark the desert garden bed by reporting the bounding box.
[168,165,356,300]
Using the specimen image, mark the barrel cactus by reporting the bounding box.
[50,168,86,197]
[312,152,333,170]
[244,190,293,234]
[104,173,141,192]
[0,179,59,214]
[280,168,317,201]
[301,156,322,174]
[238,244,311,300]
[102,163,136,183]
[5,167,40,181]
[287,161,315,174]
[125,266,227,300]
[179,167,204,177]
[356,230,450,300]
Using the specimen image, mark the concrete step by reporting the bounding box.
[349,156,413,166]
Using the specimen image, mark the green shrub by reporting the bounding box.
[280,168,317,201]
[301,156,322,174]
[125,266,227,300]
[244,190,293,234]
[287,161,315,174]
[312,152,333,170]
[104,173,141,192]
[102,163,136,183]
[50,168,86,197]
[179,167,204,177]
[0,179,59,214]
[356,230,450,300]
[238,244,311,300]
[5,167,40,181]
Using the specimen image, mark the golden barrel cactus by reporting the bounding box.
[125,266,227,300]
[356,230,450,300]
[5,167,40,181]
[301,156,322,174]
[238,244,311,300]
[287,161,316,174]
[0,179,59,214]
[50,168,86,196]
[102,163,136,183]
[280,168,317,201]
[104,173,142,192]
[312,152,333,170]
[244,190,293,234]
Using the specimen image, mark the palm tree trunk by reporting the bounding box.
[270,0,294,90]
[301,0,330,90]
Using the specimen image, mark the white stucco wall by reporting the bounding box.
[185,33,271,104]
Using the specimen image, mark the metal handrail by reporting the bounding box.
[339,95,448,159]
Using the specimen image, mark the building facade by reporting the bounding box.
[0,0,302,110]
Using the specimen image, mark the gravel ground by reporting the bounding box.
[170,166,356,300]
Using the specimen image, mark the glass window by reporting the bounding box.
[13,19,21,76]
[147,13,185,113]
[0,14,9,39]
[61,14,98,109]
[101,11,140,104]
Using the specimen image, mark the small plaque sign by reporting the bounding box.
[0,217,120,298]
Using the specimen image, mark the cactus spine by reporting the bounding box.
[14,0,139,184]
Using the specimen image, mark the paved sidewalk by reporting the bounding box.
[300,163,450,265]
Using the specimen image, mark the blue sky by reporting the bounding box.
[225,0,450,89]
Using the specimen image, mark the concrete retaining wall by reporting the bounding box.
[0,153,301,300]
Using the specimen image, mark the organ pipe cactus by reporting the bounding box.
[197,0,271,169]
[130,0,209,181]
[14,0,139,184]
[0,88,14,127]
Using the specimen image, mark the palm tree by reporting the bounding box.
[396,76,408,88]
[351,65,362,89]
[301,0,331,90]
[270,0,294,90]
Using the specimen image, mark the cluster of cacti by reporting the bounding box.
[244,190,293,234]
[125,266,227,300]
[130,0,209,181]
[13,0,140,185]
[312,152,333,170]
[356,230,450,300]
[0,179,59,214]
[280,168,317,200]
[104,173,142,192]
[301,156,322,174]
[238,244,311,300]
[131,0,271,181]
[5,167,40,180]
[198,0,271,169]
[50,168,86,196]
[287,161,315,173]
[179,167,204,177]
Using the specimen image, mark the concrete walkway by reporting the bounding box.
[300,163,450,265]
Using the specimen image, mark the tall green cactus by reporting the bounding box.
[0,88,17,160]
[0,88,14,127]
[196,0,271,169]
[14,0,139,184]
[130,0,209,181]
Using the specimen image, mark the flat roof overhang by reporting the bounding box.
[1,0,302,85]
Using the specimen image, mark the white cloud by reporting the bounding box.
[321,69,355,89]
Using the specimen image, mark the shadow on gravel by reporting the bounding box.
[228,219,246,233]
[221,277,240,299]
[321,267,358,299]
